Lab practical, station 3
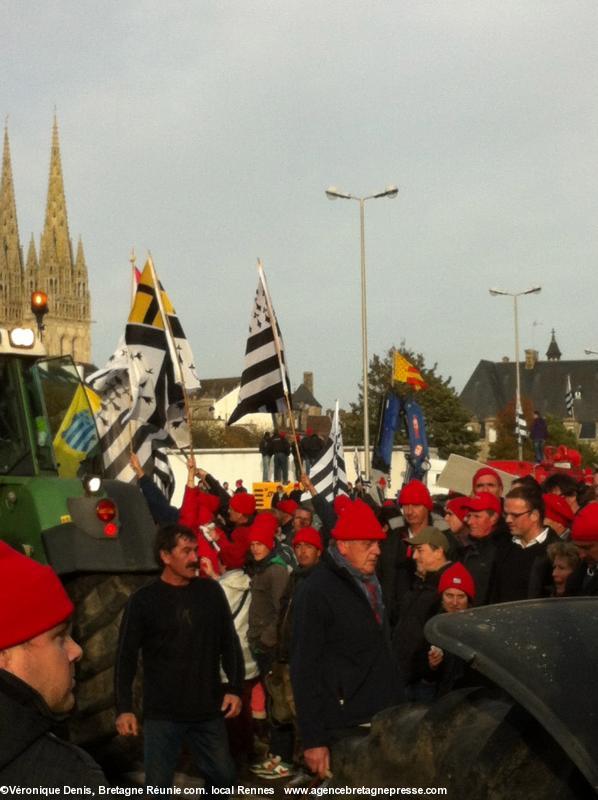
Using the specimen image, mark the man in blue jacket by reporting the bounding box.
[290,499,402,779]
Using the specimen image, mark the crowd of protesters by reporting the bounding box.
[4,451,598,792]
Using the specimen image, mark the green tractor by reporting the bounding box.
[0,320,158,747]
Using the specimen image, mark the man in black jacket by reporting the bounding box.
[291,499,402,779]
[491,486,559,602]
[115,523,244,791]
[392,527,452,701]
[0,542,107,789]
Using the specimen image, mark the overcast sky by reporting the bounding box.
[4,1,598,411]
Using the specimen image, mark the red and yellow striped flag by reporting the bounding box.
[392,353,428,391]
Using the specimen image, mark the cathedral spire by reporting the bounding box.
[39,115,73,272]
[0,123,24,324]
[0,124,23,265]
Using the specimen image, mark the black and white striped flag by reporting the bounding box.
[302,402,349,502]
[515,395,528,443]
[565,374,574,418]
[228,262,291,425]
[87,258,198,494]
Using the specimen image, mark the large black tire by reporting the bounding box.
[331,687,593,798]
[64,573,154,747]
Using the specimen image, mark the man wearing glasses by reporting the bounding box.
[491,486,559,602]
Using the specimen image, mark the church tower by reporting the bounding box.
[0,125,24,325]
[27,117,91,362]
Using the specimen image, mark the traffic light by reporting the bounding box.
[31,291,49,338]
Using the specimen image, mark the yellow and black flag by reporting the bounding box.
[87,258,199,493]
[125,259,200,427]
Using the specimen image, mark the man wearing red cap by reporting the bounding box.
[253,527,324,779]
[543,493,574,541]
[273,497,299,542]
[458,492,510,606]
[0,542,107,787]
[291,500,401,780]
[471,467,503,498]
[568,504,598,595]
[246,514,291,677]
[115,523,243,791]
[377,480,433,627]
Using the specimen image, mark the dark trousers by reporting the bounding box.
[143,717,236,791]
[274,453,289,483]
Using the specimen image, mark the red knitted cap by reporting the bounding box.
[333,494,352,515]
[438,562,476,601]
[230,492,256,517]
[445,497,470,523]
[463,492,502,515]
[543,493,574,526]
[247,513,279,550]
[472,467,503,490]
[399,480,433,511]
[0,542,74,649]
[572,503,598,542]
[277,499,299,516]
[332,499,386,541]
[293,526,323,552]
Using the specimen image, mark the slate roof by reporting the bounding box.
[292,383,321,409]
[460,359,598,422]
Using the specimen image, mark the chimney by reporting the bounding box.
[303,371,314,395]
[525,349,538,370]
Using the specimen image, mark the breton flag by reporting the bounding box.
[515,395,528,443]
[565,374,575,419]
[228,262,291,425]
[392,352,428,391]
[302,401,349,502]
[87,258,199,493]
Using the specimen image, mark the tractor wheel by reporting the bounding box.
[332,687,593,798]
[63,573,154,747]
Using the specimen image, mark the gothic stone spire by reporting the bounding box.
[0,124,24,324]
[39,116,74,292]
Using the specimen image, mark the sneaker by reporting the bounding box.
[261,761,294,780]
[249,755,281,775]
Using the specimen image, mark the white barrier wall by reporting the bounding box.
[168,447,447,506]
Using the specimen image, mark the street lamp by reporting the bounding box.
[584,349,598,356]
[489,286,542,459]
[326,185,399,481]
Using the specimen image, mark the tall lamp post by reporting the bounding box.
[326,185,398,481]
[489,286,542,459]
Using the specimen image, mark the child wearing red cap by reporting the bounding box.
[426,562,476,698]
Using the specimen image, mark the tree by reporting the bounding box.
[488,396,535,460]
[191,421,262,449]
[342,347,479,460]
[489,399,596,467]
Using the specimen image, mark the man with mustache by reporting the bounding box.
[0,542,107,788]
[115,523,244,792]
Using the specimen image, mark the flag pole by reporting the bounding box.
[127,248,138,457]
[257,259,304,475]
[147,254,195,460]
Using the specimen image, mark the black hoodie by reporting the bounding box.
[0,669,107,788]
